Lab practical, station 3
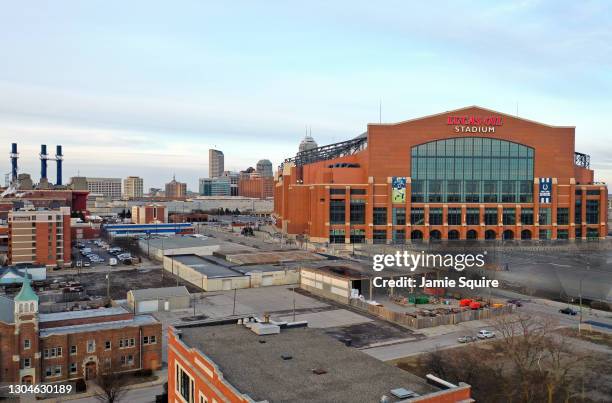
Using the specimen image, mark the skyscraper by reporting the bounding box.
[209,149,224,178]
[123,176,144,199]
[256,159,273,178]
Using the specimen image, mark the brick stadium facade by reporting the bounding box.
[274,106,608,243]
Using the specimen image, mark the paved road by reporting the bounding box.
[362,292,612,361]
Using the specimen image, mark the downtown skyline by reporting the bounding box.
[1,1,612,190]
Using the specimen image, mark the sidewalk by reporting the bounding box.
[36,368,167,403]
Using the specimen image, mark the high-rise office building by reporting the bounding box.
[256,159,273,178]
[165,176,187,199]
[209,149,224,178]
[86,177,122,199]
[123,176,144,199]
[199,177,231,196]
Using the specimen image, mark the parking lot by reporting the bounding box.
[72,238,133,269]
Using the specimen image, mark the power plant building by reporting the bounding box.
[274,106,608,243]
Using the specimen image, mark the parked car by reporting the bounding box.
[477,330,496,339]
[109,258,118,266]
[83,261,91,267]
[508,299,523,307]
[457,335,477,343]
[559,307,578,316]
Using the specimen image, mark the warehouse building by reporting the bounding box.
[275,106,608,242]
[127,286,190,313]
[162,254,300,291]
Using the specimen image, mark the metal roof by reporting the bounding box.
[39,306,128,322]
[173,254,244,278]
[130,286,190,300]
[40,315,158,337]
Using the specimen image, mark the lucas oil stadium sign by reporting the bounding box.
[447,115,504,133]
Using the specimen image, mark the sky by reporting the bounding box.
[0,0,611,190]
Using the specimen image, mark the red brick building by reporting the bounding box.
[7,207,72,268]
[275,106,607,243]
[239,176,274,199]
[167,319,472,403]
[131,204,167,224]
[0,279,162,384]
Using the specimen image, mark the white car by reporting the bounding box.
[477,329,495,339]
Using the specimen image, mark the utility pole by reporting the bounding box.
[161,237,164,281]
[232,288,237,315]
[106,273,110,302]
[578,276,583,335]
[293,286,296,322]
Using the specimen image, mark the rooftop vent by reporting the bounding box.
[281,354,292,360]
[390,388,418,399]
[312,368,327,375]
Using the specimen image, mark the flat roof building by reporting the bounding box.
[275,106,608,242]
[123,176,144,199]
[8,207,71,268]
[168,320,472,403]
[86,177,122,200]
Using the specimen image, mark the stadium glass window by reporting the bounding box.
[519,181,533,202]
[446,180,461,202]
[410,208,424,225]
[350,188,367,195]
[575,200,582,224]
[586,189,600,195]
[575,227,582,239]
[465,181,480,202]
[410,138,533,204]
[501,181,516,203]
[483,181,498,203]
[373,230,387,244]
[329,188,346,195]
[557,229,569,239]
[447,208,461,225]
[393,208,406,225]
[373,207,387,225]
[329,200,345,224]
[539,229,551,240]
[428,180,443,202]
[539,208,551,225]
[484,208,498,225]
[393,229,405,244]
[520,208,534,225]
[466,208,480,225]
[329,229,345,244]
[557,208,569,225]
[503,208,516,225]
[411,180,425,202]
[586,228,599,239]
[586,200,599,224]
[350,229,366,244]
[429,208,443,225]
[350,199,366,224]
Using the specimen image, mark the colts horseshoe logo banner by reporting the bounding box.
[539,178,552,203]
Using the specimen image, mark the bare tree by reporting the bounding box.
[94,370,129,403]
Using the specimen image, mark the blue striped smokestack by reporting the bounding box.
[40,144,48,180]
[10,143,18,183]
[56,145,63,186]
